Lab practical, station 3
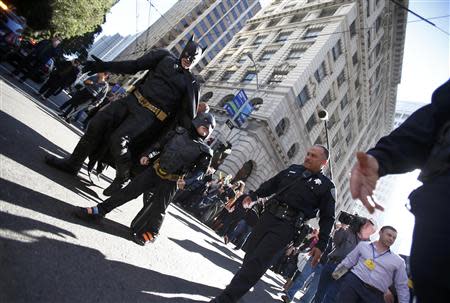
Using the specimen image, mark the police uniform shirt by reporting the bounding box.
[250,164,336,251]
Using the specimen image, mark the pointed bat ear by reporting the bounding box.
[201,45,208,53]
[190,35,195,42]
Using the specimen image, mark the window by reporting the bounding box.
[332,133,339,147]
[355,78,360,89]
[204,70,216,81]
[350,21,356,38]
[287,49,305,60]
[337,70,345,87]
[306,115,316,132]
[287,143,299,159]
[275,118,289,137]
[341,93,349,110]
[267,18,281,27]
[276,32,291,42]
[219,94,235,107]
[247,23,259,31]
[290,14,305,23]
[221,71,234,81]
[332,40,343,61]
[237,55,246,64]
[253,35,266,45]
[314,62,326,83]
[344,114,351,128]
[303,27,323,39]
[221,54,232,62]
[366,0,371,17]
[199,20,208,33]
[297,86,310,107]
[367,29,371,49]
[346,132,353,145]
[268,71,288,84]
[259,50,275,61]
[319,7,337,18]
[242,71,256,83]
[376,16,382,32]
[321,91,332,108]
[352,52,359,66]
[235,38,246,47]
[200,91,213,102]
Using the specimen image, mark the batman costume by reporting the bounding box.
[45,37,206,196]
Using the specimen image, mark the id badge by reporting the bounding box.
[364,258,376,271]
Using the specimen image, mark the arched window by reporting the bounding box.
[275,118,289,137]
[218,94,235,107]
[200,91,213,103]
[287,143,299,159]
[250,97,263,110]
[232,161,254,183]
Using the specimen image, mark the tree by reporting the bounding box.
[10,0,116,39]
[60,25,103,60]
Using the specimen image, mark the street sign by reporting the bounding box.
[225,119,235,130]
[224,89,248,118]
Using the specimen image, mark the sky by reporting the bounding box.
[98,0,449,255]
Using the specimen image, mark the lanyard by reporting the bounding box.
[371,243,390,260]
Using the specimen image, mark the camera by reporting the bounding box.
[338,211,368,233]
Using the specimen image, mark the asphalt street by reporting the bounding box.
[0,64,287,303]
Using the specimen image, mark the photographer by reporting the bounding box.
[313,212,376,303]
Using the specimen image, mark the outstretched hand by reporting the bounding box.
[350,152,384,214]
[82,55,105,75]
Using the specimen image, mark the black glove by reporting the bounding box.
[82,55,106,75]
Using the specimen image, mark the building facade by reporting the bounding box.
[202,0,408,214]
[112,0,262,87]
[88,33,140,61]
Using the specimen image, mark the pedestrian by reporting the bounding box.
[38,58,81,99]
[210,145,336,303]
[74,112,215,245]
[58,72,109,119]
[349,78,450,302]
[313,215,376,303]
[45,36,206,197]
[13,36,62,81]
[332,226,410,303]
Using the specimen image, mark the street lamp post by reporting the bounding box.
[318,109,333,179]
[246,53,260,90]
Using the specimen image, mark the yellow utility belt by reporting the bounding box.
[153,159,181,181]
[133,90,168,122]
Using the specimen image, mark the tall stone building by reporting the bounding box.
[88,33,140,61]
[201,0,408,214]
[112,0,262,88]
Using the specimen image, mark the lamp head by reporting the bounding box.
[318,109,329,121]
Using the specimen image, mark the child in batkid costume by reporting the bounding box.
[74,112,215,245]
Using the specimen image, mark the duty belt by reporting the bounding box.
[267,199,299,221]
[153,159,181,181]
[133,90,168,122]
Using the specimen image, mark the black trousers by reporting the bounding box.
[39,73,64,97]
[68,94,161,172]
[59,89,94,115]
[214,212,295,302]
[409,175,450,303]
[98,166,176,235]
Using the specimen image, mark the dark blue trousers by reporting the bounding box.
[336,272,384,303]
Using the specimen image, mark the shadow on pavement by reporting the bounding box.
[169,237,283,302]
[167,210,221,244]
[0,110,103,203]
[0,211,219,303]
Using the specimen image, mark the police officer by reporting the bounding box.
[45,36,205,196]
[349,78,450,303]
[211,145,336,303]
[75,112,215,245]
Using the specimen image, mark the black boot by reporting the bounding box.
[103,161,130,196]
[45,137,91,175]
[73,206,104,223]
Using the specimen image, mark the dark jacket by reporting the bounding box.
[368,78,450,179]
[250,164,336,252]
[102,48,200,128]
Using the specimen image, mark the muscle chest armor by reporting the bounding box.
[158,128,209,174]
